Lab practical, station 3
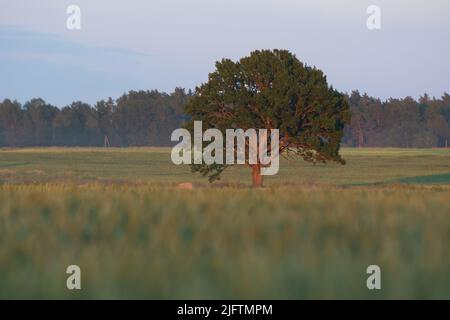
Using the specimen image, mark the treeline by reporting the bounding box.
[343,91,450,148]
[0,88,191,147]
[0,89,449,148]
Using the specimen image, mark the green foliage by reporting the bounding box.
[343,91,450,148]
[185,49,350,181]
[0,83,449,150]
[0,89,192,147]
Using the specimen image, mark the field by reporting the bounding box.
[0,148,449,299]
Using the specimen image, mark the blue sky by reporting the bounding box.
[1,0,449,106]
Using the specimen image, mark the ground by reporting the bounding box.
[0,148,449,298]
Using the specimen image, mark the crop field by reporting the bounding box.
[0,148,449,299]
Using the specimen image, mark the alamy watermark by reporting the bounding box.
[66,265,81,290]
[66,5,81,30]
[366,265,381,290]
[65,4,381,31]
[171,121,280,175]
[366,5,381,30]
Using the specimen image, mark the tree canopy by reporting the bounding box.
[185,49,350,187]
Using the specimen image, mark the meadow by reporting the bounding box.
[0,148,449,299]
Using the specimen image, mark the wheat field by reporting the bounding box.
[0,148,449,298]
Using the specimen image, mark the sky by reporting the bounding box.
[0,0,449,106]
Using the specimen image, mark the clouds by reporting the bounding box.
[0,0,449,105]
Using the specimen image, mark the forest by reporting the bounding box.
[0,89,449,148]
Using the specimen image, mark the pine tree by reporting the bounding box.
[185,49,350,187]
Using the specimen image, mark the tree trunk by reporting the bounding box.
[358,130,364,148]
[252,165,263,188]
[104,135,110,147]
[446,138,448,148]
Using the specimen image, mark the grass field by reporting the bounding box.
[0,148,449,298]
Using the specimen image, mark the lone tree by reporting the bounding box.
[185,49,350,187]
